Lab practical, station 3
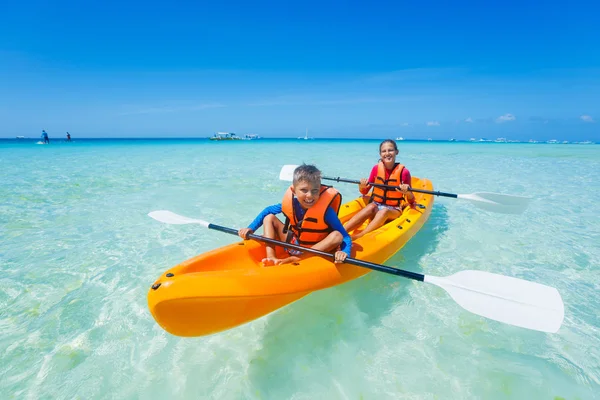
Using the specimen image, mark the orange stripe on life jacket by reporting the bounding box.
[281,185,342,246]
[371,161,405,207]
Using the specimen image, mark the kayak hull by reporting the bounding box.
[148,177,434,337]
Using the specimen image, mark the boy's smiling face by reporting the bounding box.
[292,180,321,209]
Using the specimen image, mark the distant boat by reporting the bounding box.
[210,132,241,141]
[427,138,432,141]
[546,139,559,144]
[528,139,538,143]
[469,138,476,142]
[449,138,456,142]
[298,128,313,140]
[494,138,507,143]
[242,134,260,140]
[16,136,25,139]
[396,137,404,141]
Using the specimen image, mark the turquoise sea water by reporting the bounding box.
[1,138,599,399]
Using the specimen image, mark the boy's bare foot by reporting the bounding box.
[261,257,280,267]
[261,256,301,266]
[280,256,300,265]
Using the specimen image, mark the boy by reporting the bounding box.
[238,164,351,266]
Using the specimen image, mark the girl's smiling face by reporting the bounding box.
[379,142,398,165]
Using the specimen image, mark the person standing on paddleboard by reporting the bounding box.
[41,130,50,144]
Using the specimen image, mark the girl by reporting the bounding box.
[343,139,415,239]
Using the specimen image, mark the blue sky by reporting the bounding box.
[1,1,599,140]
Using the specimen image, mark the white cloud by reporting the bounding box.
[119,103,225,115]
[362,68,465,84]
[580,115,595,123]
[496,113,516,123]
[465,117,473,123]
[426,121,440,126]
[248,96,409,107]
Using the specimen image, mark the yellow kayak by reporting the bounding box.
[147,177,434,337]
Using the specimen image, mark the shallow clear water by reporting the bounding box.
[1,139,599,399]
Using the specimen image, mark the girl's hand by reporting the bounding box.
[397,184,410,194]
[334,251,348,264]
[358,178,370,192]
[238,228,253,240]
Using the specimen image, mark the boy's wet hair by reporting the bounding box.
[293,164,322,186]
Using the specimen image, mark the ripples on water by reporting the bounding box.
[0,139,599,399]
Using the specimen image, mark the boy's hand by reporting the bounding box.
[238,228,253,240]
[334,251,348,264]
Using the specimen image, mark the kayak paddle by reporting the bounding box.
[279,164,532,214]
[148,210,564,333]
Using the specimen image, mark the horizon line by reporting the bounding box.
[2,136,597,143]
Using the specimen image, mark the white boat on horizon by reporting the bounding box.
[210,132,242,141]
[298,128,313,140]
[396,136,404,141]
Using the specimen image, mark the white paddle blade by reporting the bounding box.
[279,164,299,182]
[425,270,564,333]
[148,210,209,227]
[458,192,532,214]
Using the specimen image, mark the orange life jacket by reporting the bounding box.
[371,161,405,207]
[281,185,342,246]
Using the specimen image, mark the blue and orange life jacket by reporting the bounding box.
[282,185,342,246]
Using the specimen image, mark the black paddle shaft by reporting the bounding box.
[322,175,458,199]
[208,223,425,282]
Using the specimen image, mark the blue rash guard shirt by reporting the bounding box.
[247,198,352,257]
